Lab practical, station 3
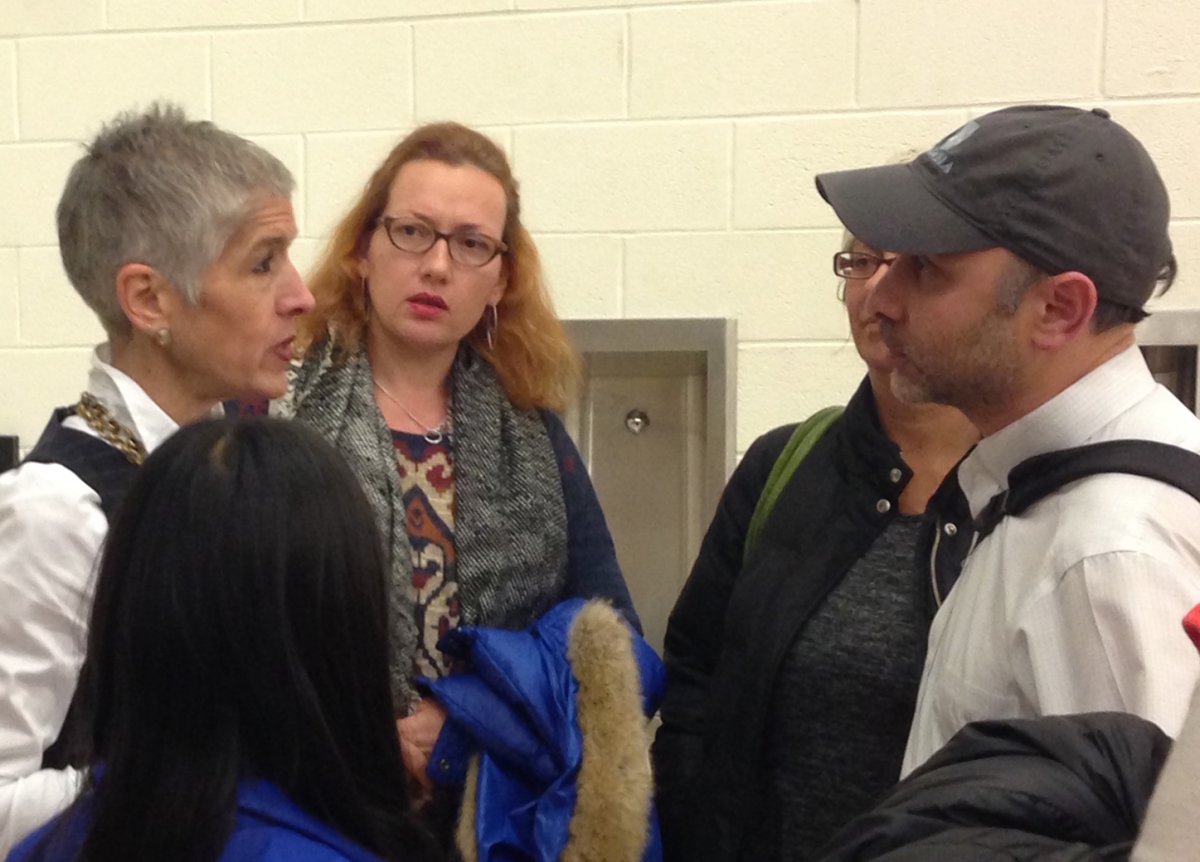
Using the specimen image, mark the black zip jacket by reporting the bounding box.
[652,377,926,862]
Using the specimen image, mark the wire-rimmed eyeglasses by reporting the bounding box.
[833,251,898,280]
[375,216,507,267]
[833,251,898,301]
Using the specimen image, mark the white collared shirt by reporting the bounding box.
[903,344,1200,775]
[0,347,178,854]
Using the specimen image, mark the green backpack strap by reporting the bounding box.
[743,405,844,564]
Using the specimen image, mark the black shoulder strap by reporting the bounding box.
[744,406,843,563]
[974,440,1200,543]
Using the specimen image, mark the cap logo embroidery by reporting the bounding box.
[926,121,979,174]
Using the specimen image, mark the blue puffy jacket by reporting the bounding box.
[425,599,666,862]
[8,779,386,862]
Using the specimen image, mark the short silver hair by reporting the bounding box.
[56,103,295,335]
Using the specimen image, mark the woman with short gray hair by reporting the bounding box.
[0,103,314,855]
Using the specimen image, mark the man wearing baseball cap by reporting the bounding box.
[816,104,1200,775]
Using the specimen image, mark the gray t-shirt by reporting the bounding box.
[742,514,927,860]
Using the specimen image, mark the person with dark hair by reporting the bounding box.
[278,122,638,798]
[7,417,441,862]
[815,104,1200,776]
[652,233,978,861]
[0,103,313,853]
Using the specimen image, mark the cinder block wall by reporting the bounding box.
[1,0,1197,457]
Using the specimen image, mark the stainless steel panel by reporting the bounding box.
[1138,310,1200,415]
[563,319,735,654]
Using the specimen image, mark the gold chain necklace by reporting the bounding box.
[372,379,451,445]
[76,392,147,465]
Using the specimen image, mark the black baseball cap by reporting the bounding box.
[815,105,1173,310]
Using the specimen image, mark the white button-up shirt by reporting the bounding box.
[0,347,178,854]
[903,344,1200,775]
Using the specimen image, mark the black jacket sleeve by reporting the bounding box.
[541,411,641,633]
[813,713,1170,862]
[651,424,795,859]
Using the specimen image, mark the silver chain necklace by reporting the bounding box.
[373,379,451,444]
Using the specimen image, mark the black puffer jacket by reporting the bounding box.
[814,713,1172,861]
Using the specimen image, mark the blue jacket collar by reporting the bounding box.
[234,780,383,862]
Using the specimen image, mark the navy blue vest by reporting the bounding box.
[22,406,139,770]
[24,407,139,519]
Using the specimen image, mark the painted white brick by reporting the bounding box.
[0,0,1196,461]
[1106,1,1200,97]
[733,110,968,229]
[305,131,409,240]
[108,0,301,29]
[1107,101,1200,221]
[519,0,704,6]
[859,0,1101,107]
[0,248,19,346]
[305,0,508,21]
[0,347,93,449]
[18,34,208,141]
[631,2,854,118]
[212,24,411,135]
[738,342,863,450]
[0,144,82,246]
[480,126,514,156]
[415,13,624,124]
[625,231,848,341]
[0,44,14,143]
[0,0,102,37]
[535,234,622,318]
[290,237,324,282]
[515,123,730,232]
[19,246,104,346]
[246,134,306,234]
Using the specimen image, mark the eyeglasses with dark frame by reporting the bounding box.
[832,251,898,281]
[375,216,507,268]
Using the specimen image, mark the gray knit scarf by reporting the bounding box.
[280,339,569,709]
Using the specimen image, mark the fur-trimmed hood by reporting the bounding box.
[425,599,665,862]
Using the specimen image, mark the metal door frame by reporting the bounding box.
[1138,309,1200,417]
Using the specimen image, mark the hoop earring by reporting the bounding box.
[486,303,498,351]
[836,281,846,303]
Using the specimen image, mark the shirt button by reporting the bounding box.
[875,499,891,514]
[889,468,903,483]
[943,522,958,536]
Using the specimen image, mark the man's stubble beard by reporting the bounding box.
[888,306,1022,416]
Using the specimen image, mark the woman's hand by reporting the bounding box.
[396,697,448,789]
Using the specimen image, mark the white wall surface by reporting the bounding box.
[1,0,1198,456]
